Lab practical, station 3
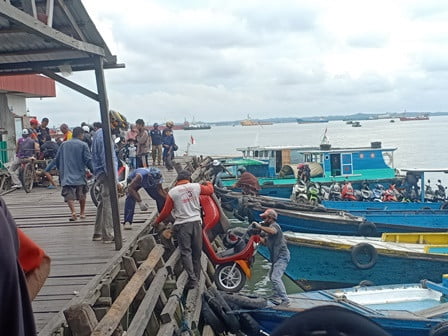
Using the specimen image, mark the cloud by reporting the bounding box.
[25,0,448,126]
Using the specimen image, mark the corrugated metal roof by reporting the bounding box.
[0,0,122,75]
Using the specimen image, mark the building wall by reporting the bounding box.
[0,94,18,163]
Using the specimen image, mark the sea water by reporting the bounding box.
[173,116,448,295]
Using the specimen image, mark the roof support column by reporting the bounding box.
[94,55,122,251]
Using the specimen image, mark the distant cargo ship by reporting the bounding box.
[297,118,329,124]
[183,122,211,130]
[240,115,273,126]
[399,115,429,121]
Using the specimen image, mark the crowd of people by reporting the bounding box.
[1,115,291,334]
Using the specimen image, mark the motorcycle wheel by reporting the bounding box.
[90,179,101,207]
[22,163,34,193]
[214,262,246,293]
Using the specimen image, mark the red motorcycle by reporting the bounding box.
[341,181,357,201]
[200,195,261,292]
[382,184,398,202]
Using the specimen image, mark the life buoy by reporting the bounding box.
[430,321,448,336]
[351,243,378,270]
[358,221,377,236]
[204,288,241,333]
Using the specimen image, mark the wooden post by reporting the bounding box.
[93,55,122,250]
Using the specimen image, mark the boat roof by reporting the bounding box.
[400,168,448,174]
[236,145,397,153]
[223,158,268,166]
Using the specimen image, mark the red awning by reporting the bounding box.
[0,74,55,97]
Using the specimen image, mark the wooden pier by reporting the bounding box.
[1,161,212,335]
[1,157,257,336]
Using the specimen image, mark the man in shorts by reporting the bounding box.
[46,127,93,221]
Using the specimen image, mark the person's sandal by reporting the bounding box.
[69,213,77,221]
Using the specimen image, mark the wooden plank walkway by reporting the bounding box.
[1,165,180,333]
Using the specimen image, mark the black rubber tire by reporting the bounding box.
[228,302,263,336]
[205,288,241,333]
[431,321,448,336]
[221,292,267,309]
[358,221,377,236]
[441,202,448,210]
[214,262,246,293]
[201,296,226,335]
[23,163,34,193]
[271,305,390,336]
[90,179,101,207]
[351,243,378,270]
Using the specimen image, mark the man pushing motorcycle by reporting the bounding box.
[252,208,290,306]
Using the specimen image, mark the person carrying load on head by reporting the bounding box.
[232,166,261,196]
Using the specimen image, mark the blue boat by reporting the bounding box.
[221,142,403,198]
[249,277,448,336]
[257,232,448,291]
[248,202,448,236]
[322,200,443,211]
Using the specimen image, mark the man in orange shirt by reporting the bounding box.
[154,170,214,289]
[60,123,72,141]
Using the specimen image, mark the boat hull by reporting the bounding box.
[250,283,447,335]
[258,235,448,291]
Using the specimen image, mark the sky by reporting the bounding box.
[27,0,448,126]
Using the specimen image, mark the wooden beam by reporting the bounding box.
[0,2,105,56]
[55,0,86,41]
[91,245,165,336]
[125,267,169,335]
[39,69,99,101]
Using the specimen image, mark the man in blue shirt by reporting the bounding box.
[123,167,166,230]
[46,127,93,221]
[91,115,122,243]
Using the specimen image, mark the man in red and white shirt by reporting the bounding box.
[154,170,214,289]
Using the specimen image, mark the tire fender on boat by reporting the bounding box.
[351,243,378,270]
[430,321,448,336]
[201,296,226,334]
[358,221,377,236]
[204,288,241,333]
[441,202,448,210]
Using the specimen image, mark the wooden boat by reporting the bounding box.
[247,198,448,236]
[221,141,402,198]
[257,232,448,291]
[249,277,448,336]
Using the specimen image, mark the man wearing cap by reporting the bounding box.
[8,129,40,189]
[29,118,39,141]
[154,170,214,289]
[123,167,166,230]
[253,208,290,305]
[150,123,162,166]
